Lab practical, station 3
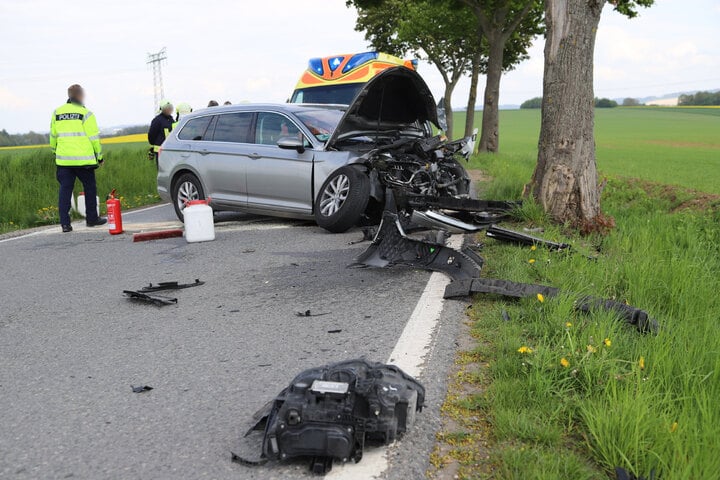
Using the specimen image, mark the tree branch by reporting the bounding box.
[501,0,536,42]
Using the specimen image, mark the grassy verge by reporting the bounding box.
[0,143,159,234]
[430,152,720,479]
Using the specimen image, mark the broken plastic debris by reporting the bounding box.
[123,290,177,306]
[131,385,153,393]
[140,279,204,292]
[295,310,330,317]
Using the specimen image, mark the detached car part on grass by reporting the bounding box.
[353,204,658,334]
[238,359,425,475]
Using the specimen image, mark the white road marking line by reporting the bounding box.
[328,234,464,479]
[122,202,171,216]
[0,203,173,244]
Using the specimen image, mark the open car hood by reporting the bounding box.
[325,67,439,149]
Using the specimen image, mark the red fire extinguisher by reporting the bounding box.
[106,189,124,235]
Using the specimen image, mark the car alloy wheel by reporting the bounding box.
[177,180,200,211]
[319,173,350,217]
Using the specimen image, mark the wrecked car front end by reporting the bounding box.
[313,67,476,231]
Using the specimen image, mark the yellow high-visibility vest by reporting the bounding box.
[50,102,102,167]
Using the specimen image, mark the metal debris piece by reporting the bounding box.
[327,329,342,333]
[410,209,483,233]
[445,278,658,334]
[239,359,425,475]
[400,193,520,216]
[295,310,331,318]
[486,224,571,251]
[501,310,511,322]
[140,279,204,292]
[123,290,177,306]
[353,209,482,282]
[131,385,153,393]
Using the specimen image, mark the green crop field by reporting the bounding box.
[0,143,159,234]
[457,106,720,194]
[434,107,720,479]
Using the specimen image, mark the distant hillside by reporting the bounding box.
[613,88,720,106]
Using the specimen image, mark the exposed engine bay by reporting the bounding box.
[362,134,473,200]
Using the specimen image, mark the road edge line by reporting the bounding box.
[327,234,464,479]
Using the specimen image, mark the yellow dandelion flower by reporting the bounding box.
[587,344,597,353]
[537,293,545,303]
[560,357,570,368]
[528,259,536,264]
[565,322,572,328]
[517,346,533,354]
[531,245,537,251]
[604,338,611,347]
[639,356,645,370]
[670,422,678,433]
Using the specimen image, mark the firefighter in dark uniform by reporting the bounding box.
[147,99,174,167]
[49,84,107,233]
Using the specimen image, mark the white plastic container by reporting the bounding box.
[76,192,100,218]
[184,200,215,243]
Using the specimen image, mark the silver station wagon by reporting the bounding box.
[157,68,472,232]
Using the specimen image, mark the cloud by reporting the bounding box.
[0,87,29,109]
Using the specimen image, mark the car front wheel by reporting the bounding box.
[314,166,370,233]
[172,173,205,222]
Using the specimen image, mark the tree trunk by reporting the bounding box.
[529,0,605,228]
[478,37,504,152]
[443,83,455,140]
[464,51,482,139]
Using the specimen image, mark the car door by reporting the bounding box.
[195,112,255,208]
[245,112,314,213]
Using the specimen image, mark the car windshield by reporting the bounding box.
[290,84,363,105]
[295,109,345,142]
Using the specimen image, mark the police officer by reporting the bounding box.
[147,99,174,167]
[50,84,107,233]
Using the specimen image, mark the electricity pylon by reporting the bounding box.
[146,48,167,113]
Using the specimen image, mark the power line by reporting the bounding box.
[146,48,167,113]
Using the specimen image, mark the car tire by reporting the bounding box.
[172,173,205,222]
[315,166,370,233]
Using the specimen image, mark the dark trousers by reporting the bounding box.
[57,166,99,225]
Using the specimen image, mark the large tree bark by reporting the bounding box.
[478,37,504,152]
[529,0,604,228]
[464,51,482,139]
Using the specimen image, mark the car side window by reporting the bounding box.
[212,113,254,143]
[177,116,212,141]
[255,112,301,146]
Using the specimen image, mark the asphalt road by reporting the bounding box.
[0,205,466,480]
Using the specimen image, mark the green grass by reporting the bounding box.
[433,109,720,478]
[0,144,160,233]
[456,107,720,194]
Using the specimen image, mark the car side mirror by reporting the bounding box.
[277,137,305,153]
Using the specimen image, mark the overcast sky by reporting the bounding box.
[1,0,718,133]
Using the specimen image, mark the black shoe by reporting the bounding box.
[62,224,73,233]
[86,217,108,227]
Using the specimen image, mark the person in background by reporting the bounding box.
[49,84,107,233]
[173,102,193,130]
[207,100,219,107]
[147,99,174,167]
[223,101,232,105]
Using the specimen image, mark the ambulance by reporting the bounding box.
[289,51,417,105]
